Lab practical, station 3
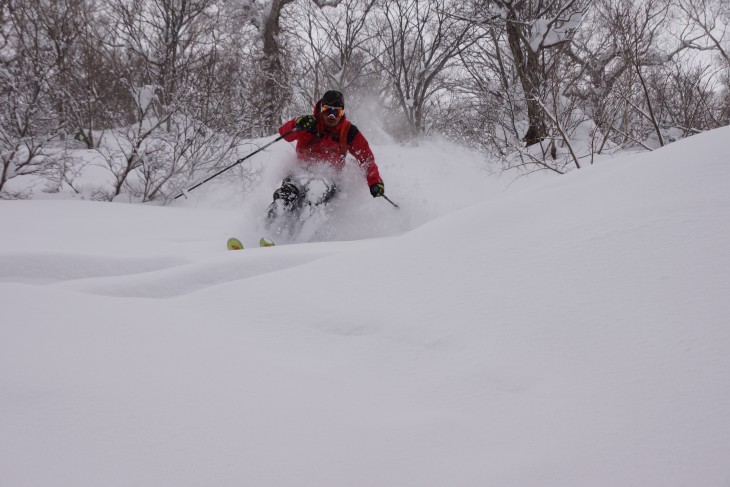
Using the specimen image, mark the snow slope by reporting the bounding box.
[1,128,729,487]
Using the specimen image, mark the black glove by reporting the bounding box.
[369,182,385,198]
[295,115,316,132]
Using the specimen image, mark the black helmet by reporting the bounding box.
[321,90,344,108]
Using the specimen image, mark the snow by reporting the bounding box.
[132,85,158,113]
[2,127,730,486]
[529,12,583,51]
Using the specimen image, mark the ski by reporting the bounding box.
[226,237,275,251]
[227,237,244,250]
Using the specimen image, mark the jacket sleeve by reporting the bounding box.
[349,131,382,187]
[279,119,300,142]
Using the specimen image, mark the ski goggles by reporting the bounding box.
[321,105,344,118]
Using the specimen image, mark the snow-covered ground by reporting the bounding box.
[1,128,729,486]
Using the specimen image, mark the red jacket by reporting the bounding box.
[278,101,382,187]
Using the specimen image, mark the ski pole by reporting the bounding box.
[175,129,296,200]
[382,194,399,209]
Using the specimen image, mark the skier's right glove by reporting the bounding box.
[295,115,316,132]
[369,182,385,198]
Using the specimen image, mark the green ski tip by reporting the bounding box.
[259,237,275,247]
[227,237,244,251]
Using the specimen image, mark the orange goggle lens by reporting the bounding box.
[321,105,344,118]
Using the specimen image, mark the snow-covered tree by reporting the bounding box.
[370,0,480,138]
[469,0,589,147]
[288,0,379,108]
[0,0,60,194]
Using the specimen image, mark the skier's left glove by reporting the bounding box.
[369,182,385,198]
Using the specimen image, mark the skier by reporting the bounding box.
[266,90,385,234]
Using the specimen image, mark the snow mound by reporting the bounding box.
[1,127,730,487]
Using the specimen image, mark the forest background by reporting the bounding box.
[1,0,728,202]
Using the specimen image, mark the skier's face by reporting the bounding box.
[321,105,343,128]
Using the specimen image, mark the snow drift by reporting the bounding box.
[1,128,729,487]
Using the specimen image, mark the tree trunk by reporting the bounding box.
[257,0,295,135]
[505,21,547,146]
